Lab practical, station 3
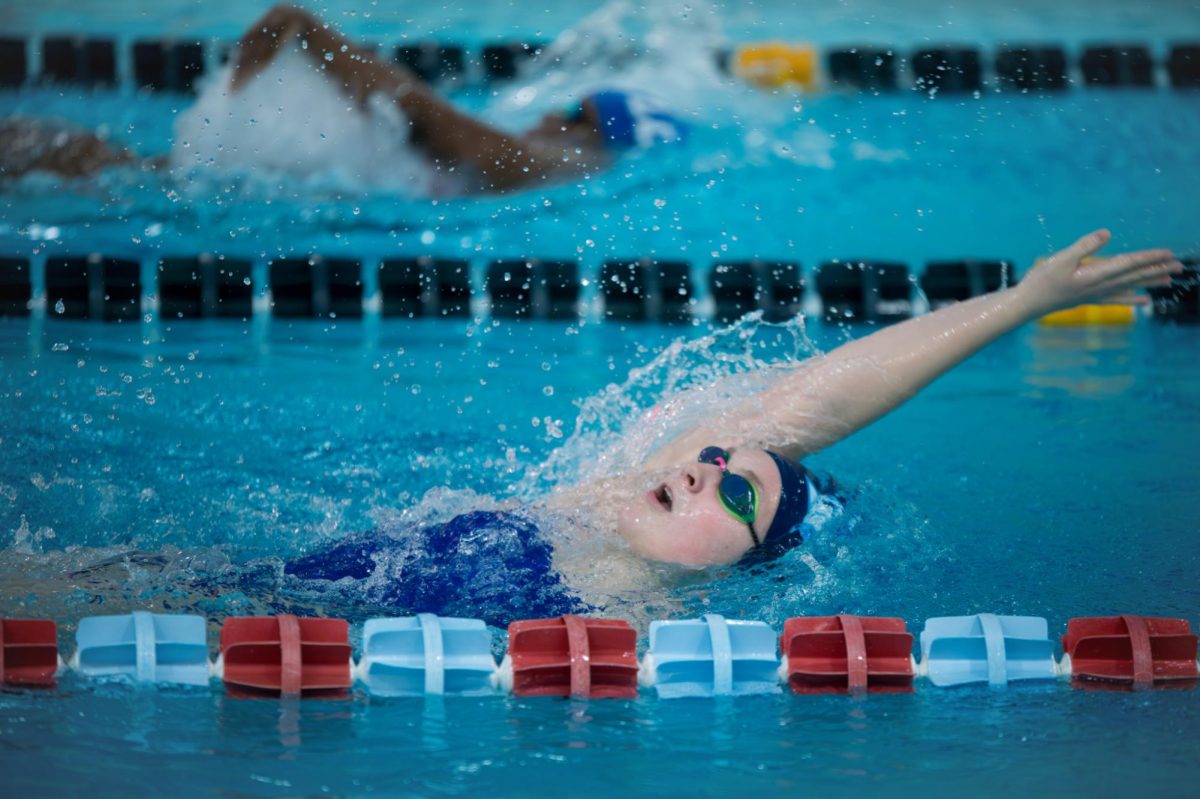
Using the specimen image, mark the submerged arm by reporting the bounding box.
[647,229,1182,466]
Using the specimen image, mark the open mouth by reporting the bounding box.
[654,483,673,511]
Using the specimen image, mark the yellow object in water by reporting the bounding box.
[733,42,818,90]
[1039,304,1136,326]
[1035,256,1136,325]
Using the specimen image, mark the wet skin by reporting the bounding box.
[615,447,784,567]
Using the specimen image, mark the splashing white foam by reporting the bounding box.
[487,0,731,128]
[171,47,451,195]
[520,313,820,497]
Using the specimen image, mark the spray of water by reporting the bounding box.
[488,0,729,125]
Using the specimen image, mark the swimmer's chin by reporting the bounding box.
[614,502,654,549]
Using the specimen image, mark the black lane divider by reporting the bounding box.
[921,260,1015,310]
[711,260,806,324]
[485,258,579,320]
[39,36,117,88]
[0,36,1199,92]
[1,254,1196,323]
[132,41,205,93]
[158,256,252,319]
[601,257,693,324]
[815,260,913,323]
[1150,261,1200,319]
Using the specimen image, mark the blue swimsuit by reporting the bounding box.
[284,511,586,627]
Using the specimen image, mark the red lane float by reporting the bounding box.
[782,615,914,695]
[220,614,351,696]
[0,618,58,686]
[508,615,638,699]
[1063,615,1199,689]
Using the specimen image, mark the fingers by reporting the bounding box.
[1097,292,1151,306]
[1096,257,1182,288]
[1090,261,1180,302]
[1087,248,1177,282]
[1059,228,1112,263]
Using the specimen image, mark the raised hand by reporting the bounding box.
[1017,229,1183,316]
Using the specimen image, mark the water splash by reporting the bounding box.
[521,313,819,496]
[171,47,443,196]
[489,0,729,126]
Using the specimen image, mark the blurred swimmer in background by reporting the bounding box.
[0,4,689,193]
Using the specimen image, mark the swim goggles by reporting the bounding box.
[698,446,761,547]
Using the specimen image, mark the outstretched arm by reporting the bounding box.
[230,4,602,190]
[646,230,1182,466]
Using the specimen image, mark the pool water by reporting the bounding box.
[1,316,1198,797]
[2,0,1199,796]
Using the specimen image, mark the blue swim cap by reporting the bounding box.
[587,90,689,150]
[740,451,812,565]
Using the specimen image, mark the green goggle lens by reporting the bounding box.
[717,472,757,523]
[697,446,758,526]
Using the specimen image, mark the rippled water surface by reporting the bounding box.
[1,315,1198,797]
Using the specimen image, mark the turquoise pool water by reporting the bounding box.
[1,318,1198,797]
[1,0,1199,796]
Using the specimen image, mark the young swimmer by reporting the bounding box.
[598,231,1181,569]
[283,230,1183,624]
[0,4,688,192]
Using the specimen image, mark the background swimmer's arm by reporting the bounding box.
[230,5,315,91]
[385,84,604,191]
[0,119,138,178]
[232,6,417,106]
[645,230,1181,467]
[232,5,601,191]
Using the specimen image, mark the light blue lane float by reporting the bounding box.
[644,614,781,698]
[358,614,495,696]
[919,613,1059,688]
[73,611,210,685]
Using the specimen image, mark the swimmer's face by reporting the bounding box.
[615,448,783,568]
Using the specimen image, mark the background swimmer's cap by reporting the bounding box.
[739,451,812,566]
[588,90,689,150]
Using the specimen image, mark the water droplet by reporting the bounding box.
[51,342,68,352]
[54,299,65,314]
